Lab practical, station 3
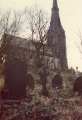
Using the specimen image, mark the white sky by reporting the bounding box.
[0,0,82,71]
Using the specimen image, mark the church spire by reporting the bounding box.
[53,0,59,10]
[47,0,68,70]
[49,0,60,32]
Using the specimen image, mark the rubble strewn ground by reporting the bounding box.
[1,86,82,120]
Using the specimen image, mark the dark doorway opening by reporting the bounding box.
[3,59,27,99]
[73,76,82,95]
[52,74,63,89]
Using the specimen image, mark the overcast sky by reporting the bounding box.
[0,0,82,71]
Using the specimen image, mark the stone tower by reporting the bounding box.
[47,0,68,70]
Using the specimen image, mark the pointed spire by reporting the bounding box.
[53,0,59,10]
[47,0,68,70]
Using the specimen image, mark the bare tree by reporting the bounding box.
[26,7,48,41]
[25,7,49,65]
[25,7,49,96]
[0,10,23,35]
[0,10,23,63]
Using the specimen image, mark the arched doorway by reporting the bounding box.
[26,74,35,90]
[52,74,63,89]
[73,76,82,95]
